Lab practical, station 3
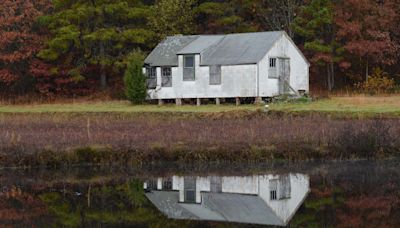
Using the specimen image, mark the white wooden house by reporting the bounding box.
[144,31,309,104]
[144,173,310,226]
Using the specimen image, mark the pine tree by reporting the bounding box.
[38,0,154,90]
[292,0,343,90]
[148,0,196,40]
[124,52,147,104]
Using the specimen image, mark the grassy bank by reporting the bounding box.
[0,96,400,117]
[0,112,399,168]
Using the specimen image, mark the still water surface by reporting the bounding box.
[0,160,399,227]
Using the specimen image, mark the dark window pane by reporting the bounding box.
[162,67,172,87]
[184,56,194,68]
[146,67,157,89]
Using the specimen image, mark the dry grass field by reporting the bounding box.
[0,95,400,117]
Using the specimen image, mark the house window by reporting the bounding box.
[184,177,196,203]
[270,179,278,200]
[210,65,221,85]
[271,190,277,200]
[183,55,195,81]
[184,55,194,68]
[270,175,291,200]
[269,58,278,79]
[146,179,158,190]
[270,58,276,67]
[146,67,157,89]
[161,67,172,87]
[162,177,173,190]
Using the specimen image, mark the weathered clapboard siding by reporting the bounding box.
[144,31,309,101]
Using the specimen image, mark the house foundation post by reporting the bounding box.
[176,98,182,106]
[235,97,241,106]
[158,99,164,106]
[196,98,201,106]
[255,97,263,104]
[215,98,220,105]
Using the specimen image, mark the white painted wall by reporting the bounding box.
[148,54,257,99]
[147,34,309,99]
[222,176,259,194]
[258,174,310,224]
[258,35,309,97]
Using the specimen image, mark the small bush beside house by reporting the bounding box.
[124,52,147,104]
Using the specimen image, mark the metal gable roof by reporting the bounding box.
[145,191,286,226]
[144,35,199,67]
[201,31,283,65]
[144,31,285,67]
[177,35,225,55]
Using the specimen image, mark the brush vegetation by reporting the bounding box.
[0,111,399,168]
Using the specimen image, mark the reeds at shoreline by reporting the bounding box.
[0,112,399,167]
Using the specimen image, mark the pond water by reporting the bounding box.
[0,160,399,227]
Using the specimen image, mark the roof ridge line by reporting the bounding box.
[199,34,228,62]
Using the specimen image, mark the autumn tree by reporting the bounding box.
[0,0,51,95]
[38,0,155,90]
[292,0,343,90]
[335,0,399,81]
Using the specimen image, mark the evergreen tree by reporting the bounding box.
[38,0,154,89]
[124,52,147,104]
[292,0,343,90]
[148,0,196,40]
[195,0,258,34]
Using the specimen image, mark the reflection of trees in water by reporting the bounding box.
[38,180,192,227]
[291,162,400,228]
[0,185,48,226]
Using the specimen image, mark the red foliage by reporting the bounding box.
[0,186,47,224]
[0,0,51,87]
[335,0,399,66]
[337,194,400,228]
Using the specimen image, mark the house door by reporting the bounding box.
[278,58,291,94]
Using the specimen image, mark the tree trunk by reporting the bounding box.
[365,60,369,81]
[327,64,331,91]
[100,42,107,89]
[326,62,335,91]
[330,62,335,90]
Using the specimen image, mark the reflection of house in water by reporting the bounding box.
[144,173,310,226]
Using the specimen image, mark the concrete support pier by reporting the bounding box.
[215,98,221,105]
[255,97,263,104]
[235,97,241,106]
[176,98,182,106]
[196,98,201,106]
[158,99,164,106]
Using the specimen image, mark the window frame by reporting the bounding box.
[146,67,156,78]
[268,57,278,79]
[270,58,277,68]
[146,67,157,89]
[183,55,195,81]
[184,55,195,69]
[161,67,172,87]
[209,65,222,85]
